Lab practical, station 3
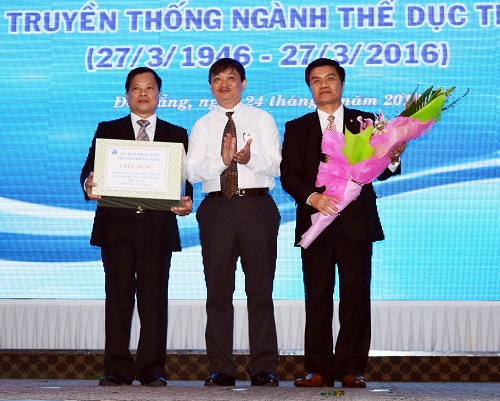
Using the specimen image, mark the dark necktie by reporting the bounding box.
[136,119,150,141]
[220,112,238,198]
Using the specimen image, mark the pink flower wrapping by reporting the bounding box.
[370,117,435,158]
[298,117,437,249]
[298,86,463,248]
[299,178,363,249]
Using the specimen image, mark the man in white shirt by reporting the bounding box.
[186,58,281,387]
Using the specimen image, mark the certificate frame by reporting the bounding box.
[93,138,186,210]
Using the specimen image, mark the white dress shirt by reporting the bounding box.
[131,113,157,141]
[317,106,344,133]
[186,102,281,193]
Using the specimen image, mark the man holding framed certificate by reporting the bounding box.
[80,66,193,387]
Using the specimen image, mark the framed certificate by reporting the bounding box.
[92,138,186,210]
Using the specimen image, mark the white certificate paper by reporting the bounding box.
[103,145,170,191]
[93,138,186,210]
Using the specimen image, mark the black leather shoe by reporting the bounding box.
[204,372,236,386]
[98,375,129,386]
[142,376,168,386]
[251,372,279,387]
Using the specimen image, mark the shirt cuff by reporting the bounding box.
[306,192,317,206]
[388,159,400,172]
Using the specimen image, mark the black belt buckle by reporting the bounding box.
[236,188,269,196]
[206,188,269,197]
[136,206,148,214]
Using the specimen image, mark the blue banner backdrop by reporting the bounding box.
[0,0,498,300]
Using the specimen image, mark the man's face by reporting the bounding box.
[126,72,159,118]
[309,65,344,111]
[209,68,246,109]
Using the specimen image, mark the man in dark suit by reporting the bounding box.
[280,58,405,388]
[80,67,193,387]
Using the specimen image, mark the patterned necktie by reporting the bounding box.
[136,119,150,141]
[325,115,336,163]
[326,114,336,131]
[220,111,238,198]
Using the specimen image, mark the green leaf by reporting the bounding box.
[400,86,459,122]
[342,126,375,164]
[411,95,446,122]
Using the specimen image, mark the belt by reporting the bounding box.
[136,206,149,214]
[207,188,269,197]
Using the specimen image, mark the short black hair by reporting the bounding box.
[208,58,246,84]
[125,67,162,92]
[305,58,345,87]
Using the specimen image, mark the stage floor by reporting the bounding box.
[0,379,498,401]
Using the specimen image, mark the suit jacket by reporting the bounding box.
[80,115,193,251]
[280,107,400,244]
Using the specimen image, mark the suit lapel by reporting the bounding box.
[306,112,322,146]
[152,119,169,142]
[117,115,135,140]
[306,112,326,163]
[343,107,373,134]
[343,108,359,134]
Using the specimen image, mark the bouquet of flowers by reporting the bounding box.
[298,86,465,249]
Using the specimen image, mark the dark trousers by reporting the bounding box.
[100,213,172,383]
[300,219,372,381]
[197,194,280,377]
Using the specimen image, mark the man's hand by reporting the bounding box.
[234,138,252,165]
[388,142,407,164]
[222,133,236,166]
[84,172,101,201]
[171,196,192,216]
[309,193,340,216]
